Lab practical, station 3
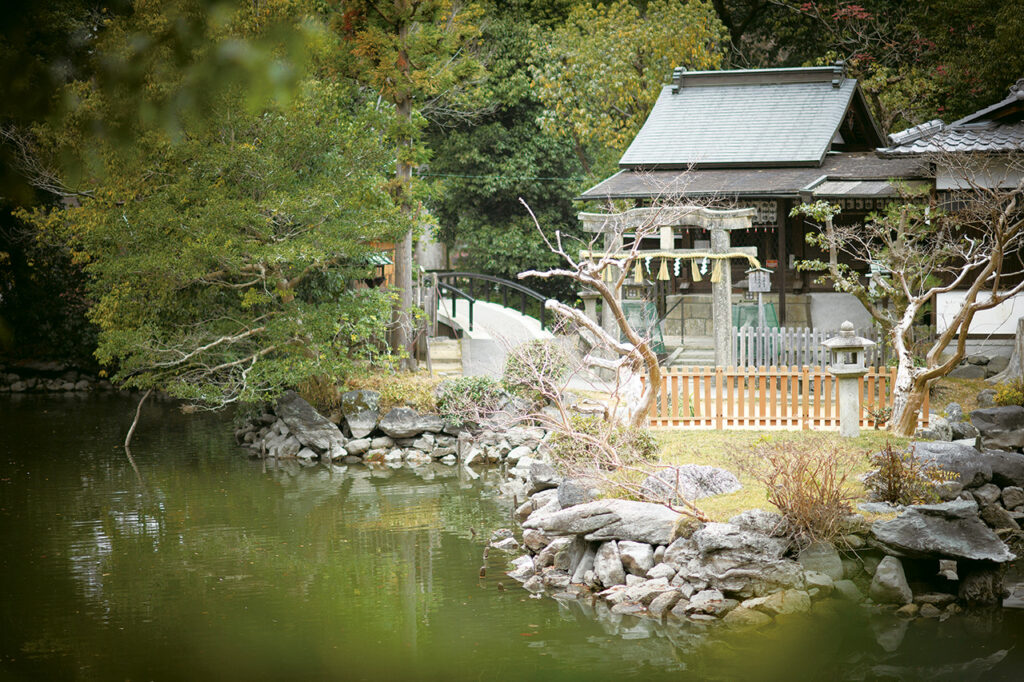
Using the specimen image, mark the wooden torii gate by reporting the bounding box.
[578,206,758,366]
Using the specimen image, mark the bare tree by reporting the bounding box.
[516,198,671,429]
[797,152,1024,435]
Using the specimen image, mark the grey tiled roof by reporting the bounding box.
[619,74,859,168]
[880,121,1024,155]
[579,153,927,200]
[880,78,1024,156]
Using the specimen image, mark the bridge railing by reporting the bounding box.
[433,271,549,330]
[435,280,475,332]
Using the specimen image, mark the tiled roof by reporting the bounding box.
[880,79,1024,156]
[579,153,927,200]
[619,65,875,169]
[880,121,1024,156]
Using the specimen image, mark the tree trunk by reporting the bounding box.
[988,317,1024,384]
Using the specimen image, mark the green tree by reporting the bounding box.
[531,0,728,177]
[336,0,483,367]
[424,3,582,300]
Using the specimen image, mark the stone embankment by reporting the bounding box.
[236,389,547,468]
[0,361,115,394]
[495,437,1022,628]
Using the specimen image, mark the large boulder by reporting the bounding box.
[971,406,1024,452]
[594,541,626,587]
[274,391,347,460]
[522,499,681,546]
[640,465,742,505]
[378,407,445,439]
[869,556,912,605]
[870,500,1015,563]
[981,449,1024,487]
[909,441,992,488]
[340,390,380,438]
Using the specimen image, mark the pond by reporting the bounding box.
[2,394,1023,681]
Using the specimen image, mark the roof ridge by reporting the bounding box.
[671,61,848,92]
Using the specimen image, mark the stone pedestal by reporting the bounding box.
[838,376,861,438]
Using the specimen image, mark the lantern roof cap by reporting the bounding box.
[821,321,876,350]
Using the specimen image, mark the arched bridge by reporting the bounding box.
[427,271,554,377]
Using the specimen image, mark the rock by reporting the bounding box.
[570,543,596,583]
[722,606,772,628]
[296,447,318,461]
[870,499,1015,563]
[977,389,998,408]
[959,564,1005,606]
[379,407,445,439]
[491,537,520,552]
[526,461,560,495]
[383,449,404,463]
[950,420,980,441]
[594,541,626,587]
[967,354,990,366]
[609,601,646,616]
[869,556,912,605]
[557,478,596,508]
[895,603,919,618]
[1003,486,1024,509]
[618,541,655,576]
[987,355,1010,376]
[935,480,964,501]
[797,541,844,580]
[640,465,742,504]
[345,438,371,456]
[536,538,572,568]
[371,435,394,449]
[340,390,380,438]
[409,434,435,451]
[505,445,532,465]
[834,579,864,602]
[522,575,544,593]
[522,529,550,552]
[275,391,348,459]
[728,509,790,537]
[973,483,1002,506]
[647,590,682,619]
[971,406,1024,452]
[745,589,811,615]
[507,555,536,581]
[919,603,942,618]
[803,571,834,597]
[916,415,952,441]
[979,504,1019,530]
[949,364,986,379]
[945,402,964,422]
[541,569,571,590]
[909,441,992,488]
[979,449,1024,488]
[914,592,957,607]
[523,499,681,546]
[404,449,432,466]
[647,563,676,581]
[624,577,673,605]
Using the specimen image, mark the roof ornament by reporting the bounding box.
[832,60,846,89]
[671,66,687,94]
[1011,78,1024,99]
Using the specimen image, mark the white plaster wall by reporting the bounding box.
[808,293,874,331]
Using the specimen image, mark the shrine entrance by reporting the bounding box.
[578,206,759,366]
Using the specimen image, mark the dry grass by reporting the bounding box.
[343,371,441,413]
[929,376,988,415]
[651,429,910,522]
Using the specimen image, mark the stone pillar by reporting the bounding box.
[602,231,623,342]
[580,290,600,326]
[838,376,861,438]
[710,227,733,367]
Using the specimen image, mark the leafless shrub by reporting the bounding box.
[735,437,859,545]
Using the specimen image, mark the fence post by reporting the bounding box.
[715,366,724,431]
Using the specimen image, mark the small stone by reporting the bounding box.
[617,541,655,576]
[1003,486,1024,509]
[840,535,865,550]
[625,574,645,586]
[980,504,1019,530]
[977,389,997,408]
[747,589,811,615]
[594,541,626,587]
[914,592,957,608]
[646,563,676,581]
[541,570,571,589]
[647,591,682,619]
[491,537,520,552]
[797,541,844,580]
[522,575,544,593]
[371,436,394,449]
[722,606,772,628]
[834,580,864,602]
[973,483,1002,506]
[610,601,646,616]
[507,555,535,581]
[919,603,942,618]
[522,529,550,552]
[870,556,912,605]
[803,571,834,597]
[895,603,919,618]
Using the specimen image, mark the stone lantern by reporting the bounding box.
[821,321,876,437]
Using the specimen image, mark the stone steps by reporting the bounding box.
[428,337,463,377]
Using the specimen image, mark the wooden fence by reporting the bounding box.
[732,326,889,369]
[643,365,927,431]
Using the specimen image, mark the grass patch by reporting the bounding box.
[930,376,988,414]
[343,371,441,413]
[652,429,910,522]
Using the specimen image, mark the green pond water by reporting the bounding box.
[2,394,1024,681]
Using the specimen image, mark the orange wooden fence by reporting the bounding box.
[643,365,928,431]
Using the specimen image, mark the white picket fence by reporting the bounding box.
[732,326,889,369]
